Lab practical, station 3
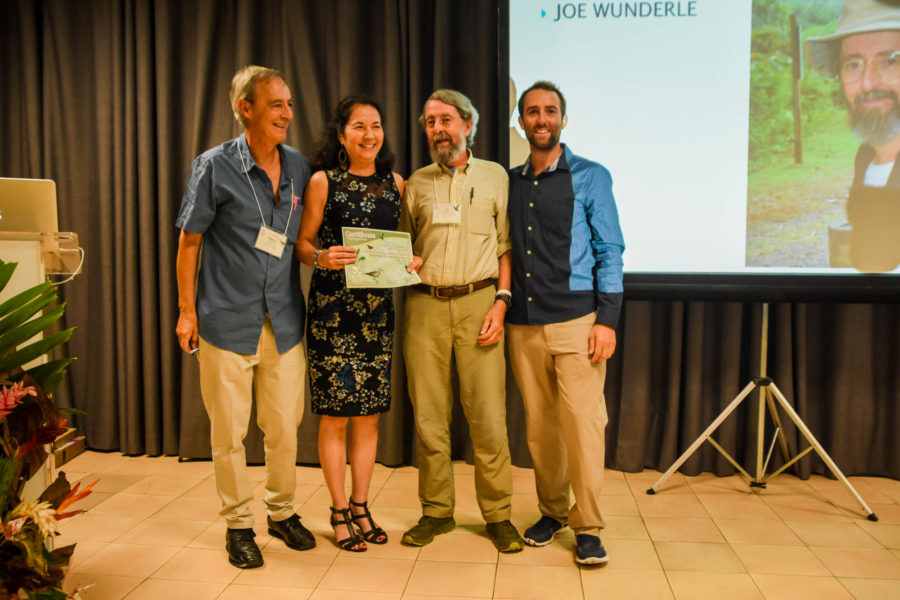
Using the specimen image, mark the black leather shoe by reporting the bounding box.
[267,514,316,551]
[225,528,263,569]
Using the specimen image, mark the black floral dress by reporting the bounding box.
[306,169,401,416]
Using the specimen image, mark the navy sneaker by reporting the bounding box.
[523,516,568,547]
[575,533,609,565]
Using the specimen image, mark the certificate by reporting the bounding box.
[341,227,422,289]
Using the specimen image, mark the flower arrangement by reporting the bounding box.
[0,258,92,599]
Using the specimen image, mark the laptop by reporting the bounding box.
[0,177,59,233]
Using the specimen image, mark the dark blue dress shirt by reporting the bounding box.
[507,145,625,328]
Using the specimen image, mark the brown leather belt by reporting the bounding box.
[411,278,493,298]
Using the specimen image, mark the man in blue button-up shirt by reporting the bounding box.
[506,81,624,566]
[175,66,314,569]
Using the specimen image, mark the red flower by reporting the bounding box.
[0,381,37,420]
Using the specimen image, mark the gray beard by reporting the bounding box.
[850,91,900,147]
[429,135,467,167]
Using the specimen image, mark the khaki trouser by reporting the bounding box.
[198,317,306,529]
[507,312,608,535]
[402,285,513,522]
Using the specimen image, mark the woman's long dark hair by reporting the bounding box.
[311,94,395,174]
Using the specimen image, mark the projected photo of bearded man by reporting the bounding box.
[843,32,900,148]
[807,0,900,272]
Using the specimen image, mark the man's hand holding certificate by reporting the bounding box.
[341,227,422,289]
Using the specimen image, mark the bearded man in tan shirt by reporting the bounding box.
[398,89,523,553]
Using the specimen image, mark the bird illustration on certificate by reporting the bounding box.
[341,227,422,289]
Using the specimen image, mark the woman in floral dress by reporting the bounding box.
[297,95,412,551]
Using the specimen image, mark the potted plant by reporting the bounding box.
[0,258,93,599]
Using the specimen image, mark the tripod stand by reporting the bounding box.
[646,303,878,522]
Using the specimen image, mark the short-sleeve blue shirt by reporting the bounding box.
[176,134,311,354]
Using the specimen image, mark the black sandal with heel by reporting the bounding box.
[330,506,366,552]
[349,498,388,544]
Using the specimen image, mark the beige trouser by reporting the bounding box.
[198,317,306,529]
[507,312,608,535]
[402,285,513,522]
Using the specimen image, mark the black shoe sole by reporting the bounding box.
[227,555,263,569]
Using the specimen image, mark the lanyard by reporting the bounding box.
[432,169,469,205]
[238,143,295,236]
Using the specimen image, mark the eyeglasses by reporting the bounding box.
[840,50,900,84]
[424,115,459,130]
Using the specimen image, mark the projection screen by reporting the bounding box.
[506,0,900,300]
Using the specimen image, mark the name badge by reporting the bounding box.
[255,225,287,257]
[433,202,461,224]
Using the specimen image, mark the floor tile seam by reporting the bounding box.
[820,543,900,578]
[758,572,859,600]
[784,518,888,550]
[654,538,752,576]
[395,548,437,599]
[70,573,146,599]
[655,567,697,599]
[705,508,735,547]
[87,492,182,523]
[67,541,198,581]
[633,479,712,522]
[131,574,234,588]
[732,541,833,578]
[397,556,497,599]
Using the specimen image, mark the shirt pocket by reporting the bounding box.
[469,201,495,236]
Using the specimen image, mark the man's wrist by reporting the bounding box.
[494,293,511,309]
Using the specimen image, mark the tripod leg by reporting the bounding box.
[647,381,759,494]
[766,383,878,521]
[764,388,793,464]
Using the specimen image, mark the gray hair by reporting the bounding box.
[229,65,286,126]
[419,89,479,145]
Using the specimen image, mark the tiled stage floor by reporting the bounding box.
[55,451,900,599]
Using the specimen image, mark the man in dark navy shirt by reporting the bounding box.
[175,65,314,569]
[506,81,624,565]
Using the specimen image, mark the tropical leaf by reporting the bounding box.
[0,286,56,338]
[0,304,66,356]
[20,358,76,396]
[0,281,53,322]
[0,329,75,376]
[25,588,70,600]
[0,260,17,292]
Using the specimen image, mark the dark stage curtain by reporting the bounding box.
[1,0,897,480]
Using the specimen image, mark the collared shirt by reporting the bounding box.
[853,143,900,190]
[507,145,625,327]
[176,134,311,354]
[399,150,511,286]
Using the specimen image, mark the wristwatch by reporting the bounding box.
[494,293,511,309]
